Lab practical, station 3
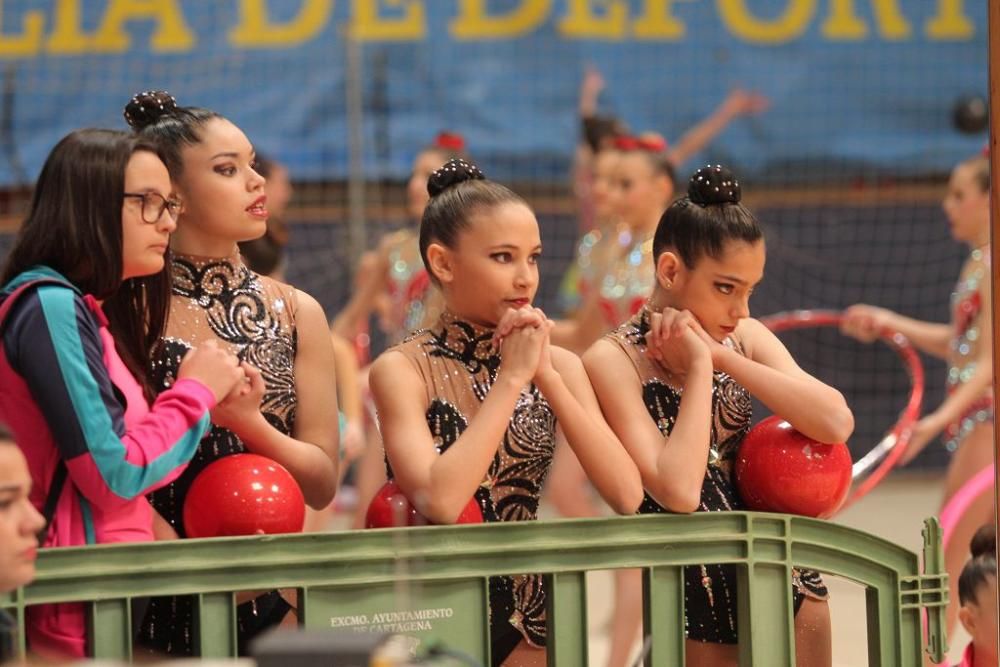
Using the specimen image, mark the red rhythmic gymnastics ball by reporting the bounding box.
[365,480,482,528]
[183,454,305,538]
[735,416,852,519]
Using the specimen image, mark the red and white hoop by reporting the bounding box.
[760,309,925,510]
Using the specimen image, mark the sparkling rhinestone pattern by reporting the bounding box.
[138,252,298,655]
[605,307,828,644]
[383,230,444,341]
[944,246,993,451]
[389,311,555,648]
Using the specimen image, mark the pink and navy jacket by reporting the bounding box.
[0,266,216,657]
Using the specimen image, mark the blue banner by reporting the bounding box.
[0,0,988,185]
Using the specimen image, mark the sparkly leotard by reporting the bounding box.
[390,313,555,663]
[139,252,298,655]
[605,308,827,644]
[944,246,993,452]
[382,229,444,342]
[591,230,655,327]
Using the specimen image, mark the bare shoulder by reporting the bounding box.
[283,288,332,339]
[369,349,423,394]
[581,337,627,368]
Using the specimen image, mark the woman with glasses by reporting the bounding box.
[125,91,339,656]
[0,128,246,658]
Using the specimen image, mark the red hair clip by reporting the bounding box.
[613,135,639,151]
[434,131,466,152]
[636,133,667,152]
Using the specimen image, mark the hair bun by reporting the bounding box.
[123,90,178,130]
[427,158,485,197]
[688,165,741,206]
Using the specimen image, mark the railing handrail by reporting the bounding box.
[2,512,948,666]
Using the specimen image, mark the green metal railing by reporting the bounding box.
[1,512,947,665]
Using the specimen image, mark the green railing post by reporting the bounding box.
[89,598,131,660]
[737,516,796,666]
[196,592,238,657]
[544,570,588,666]
[919,517,948,664]
[643,565,685,666]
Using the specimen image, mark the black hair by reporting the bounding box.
[959,555,997,606]
[0,421,12,442]
[617,133,677,191]
[652,165,762,267]
[582,114,627,153]
[0,128,170,402]
[237,153,287,275]
[962,155,990,193]
[124,90,222,179]
[959,522,997,606]
[419,159,527,284]
[971,523,997,559]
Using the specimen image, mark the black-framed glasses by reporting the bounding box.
[123,192,183,224]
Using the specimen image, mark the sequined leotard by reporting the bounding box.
[605,308,827,644]
[944,246,993,451]
[139,252,299,655]
[381,229,444,342]
[390,313,555,664]
[569,225,656,328]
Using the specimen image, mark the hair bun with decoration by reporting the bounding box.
[427,158,485,197]
[123,90,179,131]
[688,165,741,206]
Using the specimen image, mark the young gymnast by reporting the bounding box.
[369,158,642,667]
[331,132,466,348]
[585,165,853,667]
[125,91,339,655]
[334,132,469,528]
[955,524,997,667]
[842,154,993,640]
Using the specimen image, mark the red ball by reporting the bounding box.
[365,480,483,528]
[183,454,305,538]
[735,416,852,519]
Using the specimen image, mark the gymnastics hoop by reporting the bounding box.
[940,463,995,552]
[759,309,925,510]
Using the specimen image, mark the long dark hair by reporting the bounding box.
[1,129,170,401]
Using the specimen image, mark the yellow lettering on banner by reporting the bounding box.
[925,0,973,40]
[351,0,426,40]
[632,0,695,39]
[450,0,549,39]
[717,0,816,44]
[230,0,332,47]
[0,3,43,56]
[92,0,194,52]
[820,0,910,40]
[558,0,627,39]
[47,0,91,54]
